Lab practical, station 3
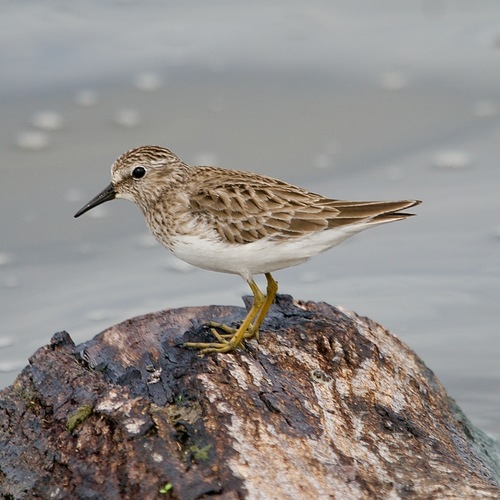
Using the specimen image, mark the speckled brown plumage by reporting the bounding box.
[75,145,421,353]
[187,168,417,244]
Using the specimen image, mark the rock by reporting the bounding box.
[0,296,499,499]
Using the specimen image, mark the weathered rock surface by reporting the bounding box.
[0,295,499,499]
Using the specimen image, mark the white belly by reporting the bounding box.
[167,223,375,281]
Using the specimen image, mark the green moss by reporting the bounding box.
[163,401,202,426]
[189,444,212,461]
[159,482,173,494]
[20,390,39,410]
[66,404,93,432]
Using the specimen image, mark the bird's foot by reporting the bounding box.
[183,321,258,354]
[183,336,242,354]
[183,275,275,354]
[207,321,259,340]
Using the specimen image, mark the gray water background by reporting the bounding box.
[0,1,499,436]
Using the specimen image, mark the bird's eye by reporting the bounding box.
[132,166,146,179]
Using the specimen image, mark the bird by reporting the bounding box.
[75,145,420,354]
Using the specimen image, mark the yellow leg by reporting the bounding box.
[210,273,278,341]
[184,278,265,353]
[248,273,278,339]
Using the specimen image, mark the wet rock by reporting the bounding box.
[0,296,499,499]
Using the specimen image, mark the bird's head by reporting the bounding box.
[74,146,187,218]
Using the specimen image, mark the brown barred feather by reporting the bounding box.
[188,166,419,244]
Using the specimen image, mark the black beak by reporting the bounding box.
[74,183,116,218]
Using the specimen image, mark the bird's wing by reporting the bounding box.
[189,167,419,244]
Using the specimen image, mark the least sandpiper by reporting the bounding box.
[75,146,420,353]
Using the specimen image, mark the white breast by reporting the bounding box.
[166,222,377,281]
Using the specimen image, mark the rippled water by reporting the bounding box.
[1,1,499,436]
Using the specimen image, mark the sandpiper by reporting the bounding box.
[75,146,420,353]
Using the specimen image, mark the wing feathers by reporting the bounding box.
[188,167,420,244]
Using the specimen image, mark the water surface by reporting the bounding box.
[1,1,499,436]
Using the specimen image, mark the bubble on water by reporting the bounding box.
[77,243,94,255]
[377,71,409,91]
[299,271,320,284]
[164,258,195,273]
[64,187,85,203]
[3,276,19,288]
[136,233,157,248]
[87,205,109,219]
[0,253,12,266]
[31,111,63,131]
[420,0,446,18]
[384,166,404,181]
[114,109,141,127]
[193,152,218,166]
[85,309,114,322]
[432,151,471,170]
[23,212,37,223]
[0,359,24,372]
[134,72,162,91]
[16,130,50,150]
[0,336,14,348]
[473,100,497,118]
[75,89,98,107]
[313,152,334,170]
